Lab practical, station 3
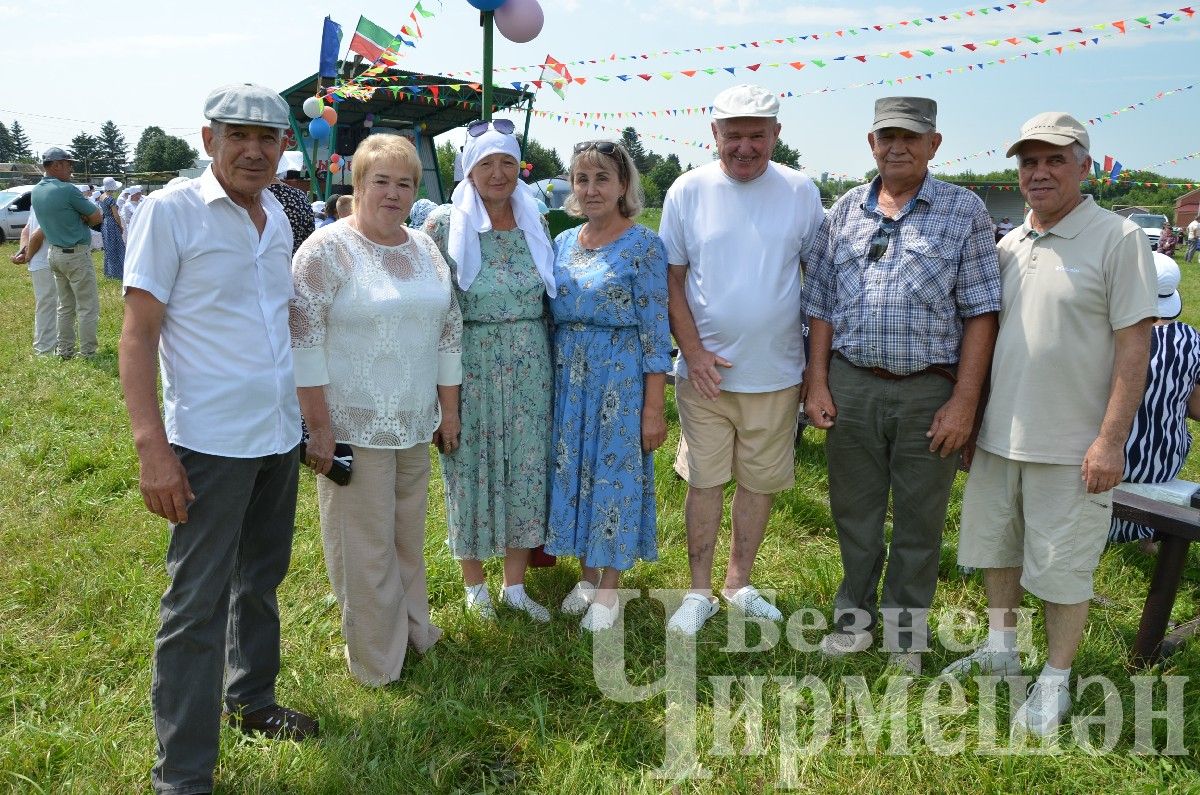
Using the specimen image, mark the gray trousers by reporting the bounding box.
[825,356,960,651]
[31,267,57,354]
[47,246,98,358]
[151,445,300,795]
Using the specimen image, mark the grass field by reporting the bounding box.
[2,237,1200,793]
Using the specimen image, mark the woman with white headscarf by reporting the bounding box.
[424,119,557,622]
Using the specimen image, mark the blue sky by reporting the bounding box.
[3,0,1197,180]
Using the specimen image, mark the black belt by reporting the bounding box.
[835,352,957,385]
[51,245,79,253]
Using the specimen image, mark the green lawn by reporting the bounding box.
[2,240,1200,792]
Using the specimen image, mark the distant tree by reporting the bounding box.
[639,173,661,208]
[9,121,32,162]
[519,135,564,181]
[649,153,682,198]
[0,122,12,162]
[132,130,198,172]
[620,127,650,173]
[96,120,129,173]
[131,126,167,168]
[771,139,801,169]
[69,133,104,177]
[436,139,457,191]
[863,167,879,182]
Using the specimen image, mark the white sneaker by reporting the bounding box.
[1014,678,1071,736]
[580,599,619,632]
[666,593,719,636]
[819,628,873,657]
[722,585,782,621]
[500,590,551,623]
[560,580,596,616]
[465,593,497,621]
[940,646,1022,679]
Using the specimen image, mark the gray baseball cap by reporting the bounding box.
[1005,111,1089,157]
[872,97,937,134]
[203,83,291,130]
[41,146,74,164]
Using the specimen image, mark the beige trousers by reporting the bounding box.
[318,443,442,686]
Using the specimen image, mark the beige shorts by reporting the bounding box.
[958,448,1113,604]
[673,378,801,494]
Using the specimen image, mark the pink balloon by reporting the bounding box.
[495,0,543,43]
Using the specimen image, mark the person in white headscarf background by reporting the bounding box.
[423,118,558,622]
[97,176,125,279]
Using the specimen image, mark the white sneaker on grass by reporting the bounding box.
[819,628,873,657]
[666,593,719,636]
[721,585,782,621]
[560,580,596,616]
[940,646,1022,679]
[500,588,551,623]
[580,599,619,632]
[1014,678,1071,736]
[465,592,497,621]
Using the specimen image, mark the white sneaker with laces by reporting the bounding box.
[500,590,551,623]
[940,646,1022,679]
[666,593,719,635]
[560,580,596,616]
[1014,678,1071,736]
[580,599,619,632]
[722,585,782,621]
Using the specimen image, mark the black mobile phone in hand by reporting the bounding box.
[298,441,354,486]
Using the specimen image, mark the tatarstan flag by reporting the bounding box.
[349,16,395,62]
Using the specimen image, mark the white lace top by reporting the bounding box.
[290,221,463,449]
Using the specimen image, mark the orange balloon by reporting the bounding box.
[321,107,338,125]
[329,162,341,174]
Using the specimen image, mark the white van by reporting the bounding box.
[0,184,35,243]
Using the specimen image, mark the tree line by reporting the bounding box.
[0,118,198,176]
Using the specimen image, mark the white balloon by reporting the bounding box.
[302,96,324,119]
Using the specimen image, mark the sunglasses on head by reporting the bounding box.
[467,118,515,137]
[573,140,619,155]
[867,218,897,262]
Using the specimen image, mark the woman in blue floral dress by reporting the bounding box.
[97,178,125,279]
[547,140,671,632]
[424,120,557,622]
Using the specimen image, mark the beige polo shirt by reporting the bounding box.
[977,196,1156,465]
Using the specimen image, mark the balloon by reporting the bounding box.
[330,153,341,163]
[363,119,374,129]
[495,0,542,42]
[521,168,531,178]
[302,96,324,119]
[308,118,330,140]
[467,0,506,9]
[330,162,341,174]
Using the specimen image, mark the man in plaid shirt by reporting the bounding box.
[802,97,1001,674]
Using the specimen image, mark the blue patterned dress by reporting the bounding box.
[546,224,671,571]
[99,194,124,279]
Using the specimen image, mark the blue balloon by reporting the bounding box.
[467,0,506,9]
[308,118,330,140]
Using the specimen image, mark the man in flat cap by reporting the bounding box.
[30,146,102,358]
[942,112,1155,735]
[659,83,825,635]
[119,83,316,794]
[803,97,1001,673]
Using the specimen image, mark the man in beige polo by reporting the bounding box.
[942,112,1156,735]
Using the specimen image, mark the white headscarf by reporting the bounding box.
[448,126,555,296]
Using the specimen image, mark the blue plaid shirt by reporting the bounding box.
[803,173,1001,375]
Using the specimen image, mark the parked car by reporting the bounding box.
[1128,213,1170,251]
[0,184,35,243]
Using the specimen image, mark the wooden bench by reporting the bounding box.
[1113,489,1200,667]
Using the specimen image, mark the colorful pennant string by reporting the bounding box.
[443,0,1054,77]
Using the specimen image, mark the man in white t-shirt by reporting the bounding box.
[1185,216,1199,263]
[659,83,825,635]
[120,83,317,795]
[10,209,56,355]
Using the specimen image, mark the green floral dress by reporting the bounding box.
[424,205,553,559]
